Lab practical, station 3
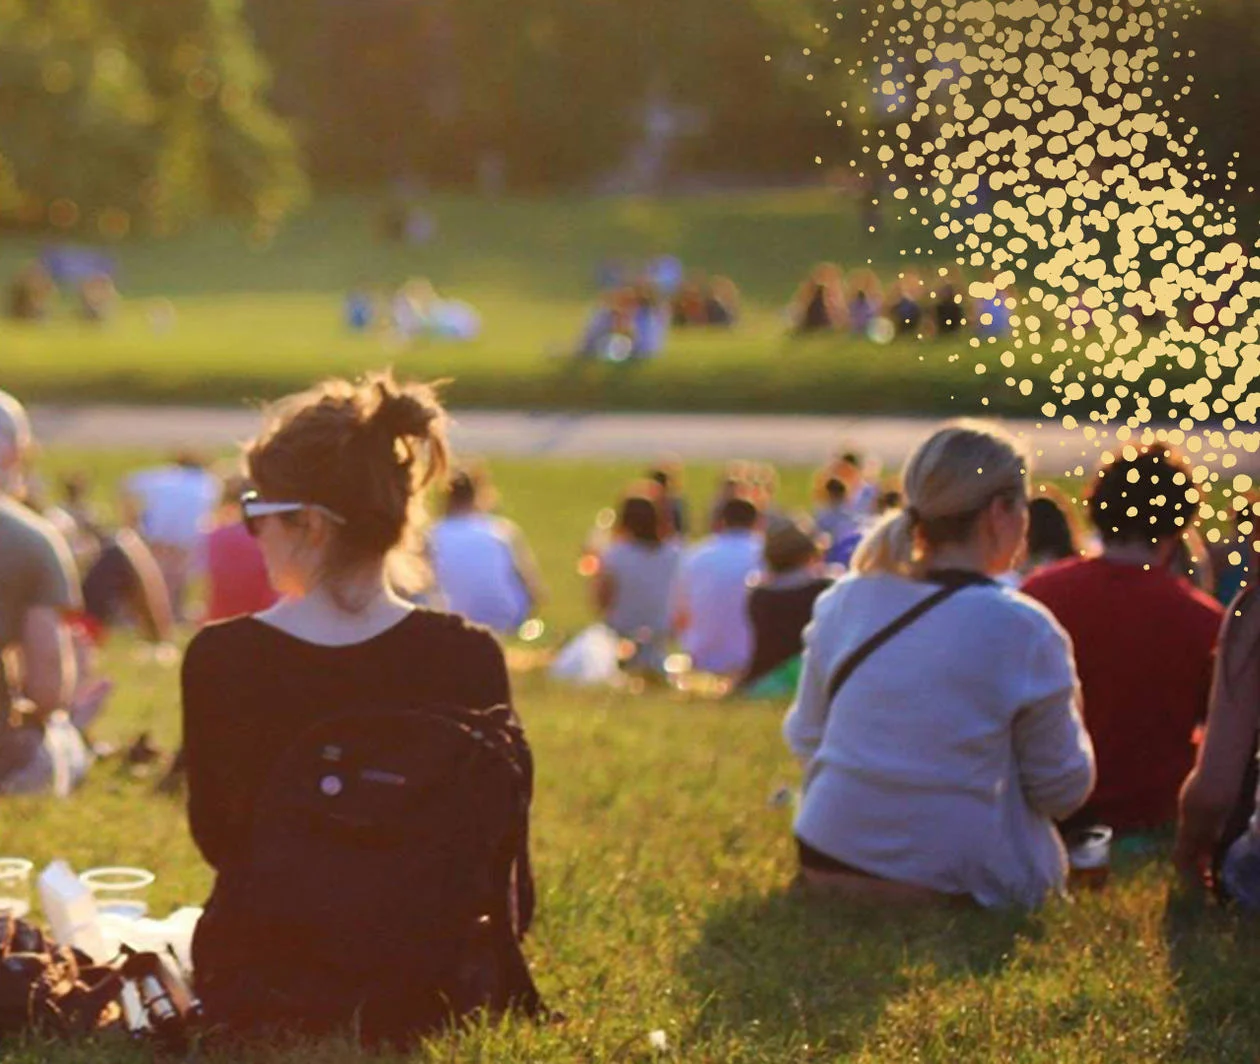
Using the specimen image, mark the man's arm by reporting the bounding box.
[1175,595,1260,885]
[19,605,75,719]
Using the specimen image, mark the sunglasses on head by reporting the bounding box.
[239,489,347,537]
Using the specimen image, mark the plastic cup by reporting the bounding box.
[1066,826,1113,891]
[0,858,34,920]
[80,867,155,920]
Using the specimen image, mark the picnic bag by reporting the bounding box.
[200,703,541,1043]
[0,912,198,1046]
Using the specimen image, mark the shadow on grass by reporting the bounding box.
[1165,891,1260,1060]
[679,884,1029,1058]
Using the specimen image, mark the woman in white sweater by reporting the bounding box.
[783,421,1095,909]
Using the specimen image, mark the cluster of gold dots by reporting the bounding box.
[818,0,1258,555]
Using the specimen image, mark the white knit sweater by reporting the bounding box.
[783,572,1096,909]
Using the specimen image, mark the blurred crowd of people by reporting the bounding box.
[7,253,120,325]
[3,377,1260,921]
[344,276,481,341]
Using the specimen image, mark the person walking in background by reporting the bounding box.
[784,420,1094,908]
[671,495,763,676]
[1023,444,1223,834]
[740,514,835,696]
[593,489,681,672]
[428,464,544,634]
[121,451,220,621]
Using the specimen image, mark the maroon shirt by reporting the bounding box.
[1022,557,1223,831]
[204,522,277,623]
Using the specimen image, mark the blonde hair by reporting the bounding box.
[850,419,1028,578]
[246,369,449,611]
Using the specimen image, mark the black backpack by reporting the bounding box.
[202,703,541,1044]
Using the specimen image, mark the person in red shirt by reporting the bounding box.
[204,477,278,623]
[1023,444,1223,832]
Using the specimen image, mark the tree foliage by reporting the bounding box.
[247,0,834,190]
[0,0,304,236]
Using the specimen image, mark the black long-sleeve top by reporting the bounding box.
[181,609,513,872]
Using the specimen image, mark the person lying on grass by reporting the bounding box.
[783,420,1096,908]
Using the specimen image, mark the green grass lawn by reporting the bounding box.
[0,192,1070,417]
[4,449,1258,1063]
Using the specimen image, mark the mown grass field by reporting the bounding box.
[0,192,1067,417]
[4,449,1259,1063]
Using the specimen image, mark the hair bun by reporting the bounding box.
[371,379,440,443]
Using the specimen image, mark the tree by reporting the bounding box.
[0,0,304,236]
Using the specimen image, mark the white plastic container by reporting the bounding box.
[98,906,203,978]
[38,860,106,960]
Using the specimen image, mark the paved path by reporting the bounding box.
[27,404,1258,474]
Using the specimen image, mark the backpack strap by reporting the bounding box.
[824,571,991,705]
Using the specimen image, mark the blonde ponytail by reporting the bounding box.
[850,508,917,577]
[849,419,1028,577]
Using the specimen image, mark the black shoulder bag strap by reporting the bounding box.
[824,571,992,705]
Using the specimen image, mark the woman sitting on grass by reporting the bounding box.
[593,488,681,673]
[182,370,535,1035]
[783,421,1096,908]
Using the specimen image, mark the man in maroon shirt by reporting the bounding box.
[1023,444,1223,832]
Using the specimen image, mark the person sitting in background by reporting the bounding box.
[576,287,637,362]
[6,263,54,322]
[833,451,878,519]
[705,276,740,326]
[0,390,89,796]
[813,474,861,568]
[1175,588,1260,903]
[671,273,739,328]
[740,514,835,695]
[428,465,544,634]
[593,489,682,672]
[204,477,279,624]
[345,285,375,331]
[706,462,751,533]
[1211,499,1258,607]
[784,420,1094,908]
[889,270,925,335]
[391,277,481,341]
[671,495,763,677]
[789,264,845,334]
[974,283,1013,340]
[79,273,119,323]
[1023,444,1223,834]
[671,276,709,327]
[1021,489,1082,578]
[845,269,883,339]
[1169,526,1216,596]
[630,283,669,359]
[121,452,220,622]
[647,461,689,537]
[934,281,964,334]
[78,527,173,645]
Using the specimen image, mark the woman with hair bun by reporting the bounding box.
[181,370,533,1030]
[783,420,1095,908]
